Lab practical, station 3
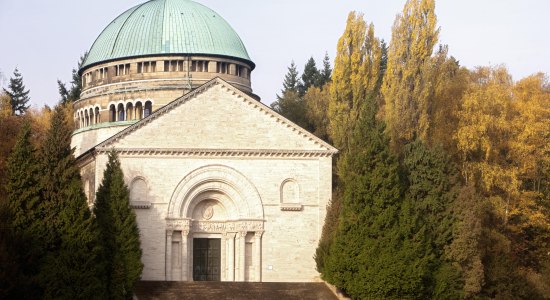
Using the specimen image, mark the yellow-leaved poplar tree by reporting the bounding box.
[382,0,439,150]
[328,12,382,155]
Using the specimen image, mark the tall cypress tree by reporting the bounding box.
[400,140,463,298]
[0,121,41,299]
[7,122,41,234]
[324,97,405,298]
[3,68,30,115]
[95,151,143,300]
[5,122,43,298]
[38,105,106,299]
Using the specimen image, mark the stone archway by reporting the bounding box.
[165,165,265,282]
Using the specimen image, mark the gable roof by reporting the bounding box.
[92,77,337,155]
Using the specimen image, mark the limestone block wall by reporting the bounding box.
[113,84,326,151]
[92,153,332,282]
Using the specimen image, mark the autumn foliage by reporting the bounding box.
[271,0,550,298]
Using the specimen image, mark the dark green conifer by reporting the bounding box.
[38,105,106,299]
[6,122,41,233]
[318,52,332,87]
[0,198,24,299]
[3,68,30,115]
[57,52,86,104]
[323,91,405,298]
[299,57,320,96]
[95,151,143,300]
[278,61,300,95]
[400,140,462,298]
[4,122,42,298]
[271,61,313,131]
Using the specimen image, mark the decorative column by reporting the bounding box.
[254,231,264,282]
[227,233,236,281]
[239,231,246,282]
[166,230,173,281]
[181,230,189,281]
[221,233,227,281]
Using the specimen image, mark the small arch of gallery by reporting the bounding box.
[74,99,153,129]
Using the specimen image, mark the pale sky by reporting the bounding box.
[0,0,548,108]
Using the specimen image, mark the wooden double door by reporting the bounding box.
[193,238,221,281]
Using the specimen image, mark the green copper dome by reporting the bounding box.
[81,0,252,70]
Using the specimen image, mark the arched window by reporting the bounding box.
[109,104,116,122]
[130,178,148,203]
[95,107,100,124]
[89,108,94,125]
[84,110,89,127]
[144,101,152,118]
[126,102,134,120]
[135,102,143,119]
[117,103,125,121]
[280,179,302,211]
[281,180,299,204]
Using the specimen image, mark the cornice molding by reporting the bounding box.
[96,147,335,158]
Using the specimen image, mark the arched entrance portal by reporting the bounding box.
[166,165,265,282]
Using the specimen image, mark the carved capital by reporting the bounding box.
[254,231,264,239]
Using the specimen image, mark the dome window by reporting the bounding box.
[144,101,152,117]
[126,102,134,120]
[109,104,116,122]
[165,60,184,72]
[190,60,208,72]
[95,107,100,124]
[117,103,125,121]
[135,102,143,119]
[98,67,108,80]
[138,61,156,73]
[115,64,130,76]
[89,108,94,125]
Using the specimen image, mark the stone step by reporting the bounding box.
[134,281,338,300]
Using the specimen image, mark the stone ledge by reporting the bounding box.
[130,201,152,209]
[280,203,303,211]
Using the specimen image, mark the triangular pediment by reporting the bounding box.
[97,78,337,155]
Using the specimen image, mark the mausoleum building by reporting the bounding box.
[72,0,336,282]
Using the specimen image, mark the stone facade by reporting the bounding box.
[75,79,337,282]
[72,0,336,283]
